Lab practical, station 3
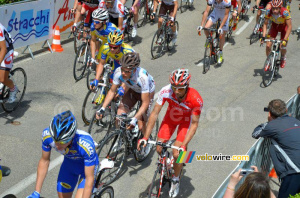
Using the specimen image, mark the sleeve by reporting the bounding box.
[99,1,105,8]
[113,67,121,85]
[192,94,203,116]
[0,26,4,42]
[156,88,167,106]
[283,9,291,20]
[140,76,150,93]
[41,129,53,152]
[117,2,125,18]
[101,44,110,60]
[78,138,98,166]
[207,0,213,6]
[252,122,278,139]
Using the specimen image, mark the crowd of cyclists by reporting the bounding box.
[0,0,299,197]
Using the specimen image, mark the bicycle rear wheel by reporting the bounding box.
[73,23,84,54]
[167,21,179,51]
[226,17,233,41]
[151,28,166,59]
[137,0,147,27]
[97,131,127,185]
[262,53,275,87]
[1,67,27,113]
[73,44,88,81]
[203,41,212,74]
[148,164,163,198]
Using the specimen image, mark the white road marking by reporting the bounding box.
[1,89,160,197]
[235,16,254,35]
[0,156,64,197]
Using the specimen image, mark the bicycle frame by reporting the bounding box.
[266,39,281,70]
[93,63,112,105]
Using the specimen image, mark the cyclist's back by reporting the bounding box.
[91,22,117,44]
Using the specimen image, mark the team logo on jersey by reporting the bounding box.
[283,10,289,17]
[0,29,3,37]
[4,53,13,65]
[79,139,94,156]
[60,182,71,189]
[69,150,77,154]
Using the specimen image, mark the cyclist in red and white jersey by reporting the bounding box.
[0,22,18,103]
[138,69,203,197]
[99,0,125,31]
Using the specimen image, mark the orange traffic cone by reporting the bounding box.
[269,168,278,178]
[50,26,64,52]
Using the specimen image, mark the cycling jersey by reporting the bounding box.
[0,23,14,71]
[99,0,125,18]
[231,0,239,8]
[157,85,203,142]
[265,6,291,25]
[207,0,231,13]
[162,0,177,6]
[42,129,99,193]
[91,22,117,44]
[113,67,155,93]
[97,43,134,78]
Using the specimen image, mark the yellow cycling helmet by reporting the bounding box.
[108,29,124,46]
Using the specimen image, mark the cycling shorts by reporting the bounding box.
[208,10,230,31]
[0,49,14,71]
[159,2,176,18]
[119,89,154,121]
[157,114,191,142]
[57,158,98,193]
[268,22,288,42]
[82,3,98,27]
[259,0,271,9]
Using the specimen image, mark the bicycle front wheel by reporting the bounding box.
[73,44,88,81]
[97,131,126,185]
[82,89,104,125]
[180,0,188,13]
[98,186,114,198]
[203,41,212,74]
[137,0,147,27]
[73,23,84,54]
[148,164,163,198]
[151,28,166,59]
[1,67,27,112]
[262,53,275,87]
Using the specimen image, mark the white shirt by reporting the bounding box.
[99,0,125,18]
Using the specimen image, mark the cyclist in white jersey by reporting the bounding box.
[96,52,155,135]
[99,0,125,31]
[0,23,18,103]
[197,0,231,64]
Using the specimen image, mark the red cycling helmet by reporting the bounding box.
[271,0,283,7]
[169,69,191,87]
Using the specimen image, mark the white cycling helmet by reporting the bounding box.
[92,8,109,21]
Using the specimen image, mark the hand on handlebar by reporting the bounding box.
[137,137,148,151]
[96,107,105,120]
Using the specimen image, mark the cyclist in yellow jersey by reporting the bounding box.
[90,9,117,65]
[89,29,135,89]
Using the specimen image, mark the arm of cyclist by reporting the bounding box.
[130,92,150,128]
[0,40,7,63]
[137,103,163,150]
[282,18,292,46]
[72,0,78,13]
[237,0,242,16]
[91,58,106,89]
[171,1,178,21]
[90,34,97,62]
[81,165,95,198]
[28,150,51,197]
[151,0,159,18]
[180,114,200,150]
[261,17,269,44]
[198,4,212,31]
[96,83,119,119]
[219,7,230,32]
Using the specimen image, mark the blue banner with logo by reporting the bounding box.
[0,0,54,49]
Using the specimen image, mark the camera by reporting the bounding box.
[239,168,254,176]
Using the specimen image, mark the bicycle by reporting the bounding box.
[199,26,221,74]
[138,0,155,27]
[123,6,135,41]
[0,67,27,113]
[240,0,250,19]
[96,113,159,185]
[151,12,179,59]
[73,29,92,81]
[292,28,300,41]
[82,61,113,125]
[226,10,234,41]
[0,164,17,198]
[261,39,283,87]
[147,139,184,198]
[250,8,271,45]
[71,22,85,54]
[179,0,193,13]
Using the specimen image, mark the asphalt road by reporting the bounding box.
[0,1,300,197]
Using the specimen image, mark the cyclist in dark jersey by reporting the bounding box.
[252,0,272,25]
[0,22,18,103]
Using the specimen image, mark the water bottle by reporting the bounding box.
[213,39,218,48]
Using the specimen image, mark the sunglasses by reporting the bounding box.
[54,138,72,145]
[109,44,119,50]
[171,85,187,91]
[93,20,103,25]
[121,68,132,74]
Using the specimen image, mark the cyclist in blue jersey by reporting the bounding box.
[27,111,99,198]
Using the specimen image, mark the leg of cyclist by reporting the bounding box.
[170,2,178,44]
[131,0,140,37]
[74,164,98,198]
[280,26,288,68]
[218,13,230,64]
[156,116,177,155]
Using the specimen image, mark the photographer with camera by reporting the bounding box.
[252,99,300,198]
[224,166,276,198]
